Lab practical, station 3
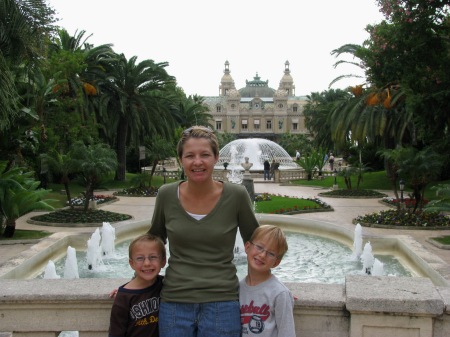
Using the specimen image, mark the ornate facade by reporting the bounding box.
[203,60,309,140]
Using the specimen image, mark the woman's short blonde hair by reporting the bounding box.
[177,126,219,158]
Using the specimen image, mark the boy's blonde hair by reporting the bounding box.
[129,234,166,259]
[249,225,288,259]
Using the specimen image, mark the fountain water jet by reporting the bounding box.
[101,222,116,257]
[86,228,102,270]
[216,138,298,171]
[352,223,363,260]
[43,260,60,279]
[64,246,79,279]
[226,145,243,184]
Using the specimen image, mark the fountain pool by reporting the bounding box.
[41,230,411,284]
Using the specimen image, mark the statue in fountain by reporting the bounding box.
[241,157,253,172]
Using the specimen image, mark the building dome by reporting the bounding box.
[226,89,240,98]
[274,89,288,97]
[238,73,275,98]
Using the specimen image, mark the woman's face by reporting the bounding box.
[180,138,218,183]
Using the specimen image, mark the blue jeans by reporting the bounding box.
[263,169,270,180]
[159,301,241,337]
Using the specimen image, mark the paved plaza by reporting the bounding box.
[1,180,450,281]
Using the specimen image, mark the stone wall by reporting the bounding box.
[0,276,449,337]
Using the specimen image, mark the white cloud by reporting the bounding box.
[48,0,384,96]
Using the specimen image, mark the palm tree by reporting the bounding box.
[40,149,76,208]
[381,146,443,212]
[304,90,348,150]
[0,0,57,131]
[0,165,54,237]
[98,54,176,181]
[42,29,114,150]
[70,141,117,211]
[172,93,212,128]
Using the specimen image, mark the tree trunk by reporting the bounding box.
[64,182,73,208]
[2,218,16,238]
[115,118,128,181]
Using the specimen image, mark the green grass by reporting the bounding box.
[255,194,330,214]
[432,236,450,245]
[290,171,392,190]
[291,171,450,201]
[0,229,51,241]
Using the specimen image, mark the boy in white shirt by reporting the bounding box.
[239,225,296,337]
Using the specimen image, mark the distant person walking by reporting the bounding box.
[329,153,335,171]
[263,159,271,181]
[269,160,277,180]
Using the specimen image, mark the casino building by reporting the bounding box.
[203,60,309,140]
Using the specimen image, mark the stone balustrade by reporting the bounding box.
[0,276,449,337]
[150,168,337,183]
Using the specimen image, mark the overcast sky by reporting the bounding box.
[48,0,384,97]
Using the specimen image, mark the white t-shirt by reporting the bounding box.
[239,275,296,337]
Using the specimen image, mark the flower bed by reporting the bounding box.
[113,186,158,197]
[29,209,132,225]
[319,189,387,198]
[68,194,118,206]
[380,196,429,208]
[354,209,450,229]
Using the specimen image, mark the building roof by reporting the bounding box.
[238,73,276,98]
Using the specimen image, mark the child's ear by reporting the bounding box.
[272,258,282,268]
[244,241,251,252]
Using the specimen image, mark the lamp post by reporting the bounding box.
[333,169,338,190]
[399,179,405,209]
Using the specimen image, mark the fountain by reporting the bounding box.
[226,144,243,184]
[43,224,411,284]
[216,138,298,171]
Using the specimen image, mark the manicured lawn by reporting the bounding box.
[291,170,450,201]
[255,194,330,214]
[432,236,450,245]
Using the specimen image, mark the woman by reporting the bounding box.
[149,126,259,337]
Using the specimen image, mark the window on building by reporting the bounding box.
[254,119,260,130]
[293,104,298,112]
[216,121,222,130]
[292,122,298,130]
[242,119,248,130]
[216,105,221,113]
[266,120,272,130]
[278,103,283,108]
[231,103,236,109]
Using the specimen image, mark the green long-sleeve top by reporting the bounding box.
[148,181,259,303]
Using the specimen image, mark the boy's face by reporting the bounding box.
[129,241,166,282]
[244,235,281,272]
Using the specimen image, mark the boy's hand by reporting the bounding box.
[109,288,118,299]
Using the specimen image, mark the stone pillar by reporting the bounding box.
[242,172,255,201]
[346,275,444,337]
[274,169,280,183]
